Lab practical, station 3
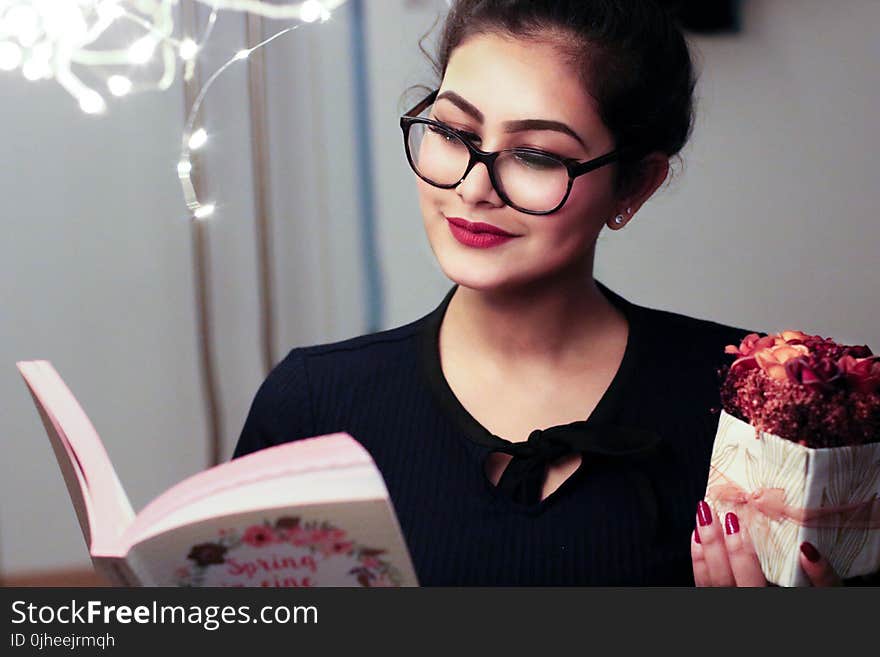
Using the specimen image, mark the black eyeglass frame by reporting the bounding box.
[399,89,622,216]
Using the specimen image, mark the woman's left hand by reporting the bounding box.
[690,499,842,587]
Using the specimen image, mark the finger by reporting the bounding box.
[691,530,711,587]
[721,512,766,587]
[799,541,842,587]
[696,500,735,587]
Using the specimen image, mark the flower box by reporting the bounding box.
[706,410,880,587]
[705,330,880,586]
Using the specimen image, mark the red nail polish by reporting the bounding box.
[697,500,713,527]
[801,541,821,563]
[693,528,701,544]
[724,512,740,535]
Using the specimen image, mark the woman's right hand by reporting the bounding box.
[690,500,842,587]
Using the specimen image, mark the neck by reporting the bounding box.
[442,261,626,369]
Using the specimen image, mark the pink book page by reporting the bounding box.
[16,360,135,550]
[121,433,376,550]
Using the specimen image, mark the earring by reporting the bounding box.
[627,207,632,214]
[613,214,625,225]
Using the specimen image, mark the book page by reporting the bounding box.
[126,499,418,587]
[17,361,135,551]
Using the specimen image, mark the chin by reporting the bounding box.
[432,245,532,293]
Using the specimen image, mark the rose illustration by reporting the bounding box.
[242,525,276,547]
[187,542,228,567]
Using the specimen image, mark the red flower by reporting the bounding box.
[839,355,880,393]
[242,525,276,548]
[844,345,874,359]
[785,356,843,391]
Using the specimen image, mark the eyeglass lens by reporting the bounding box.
[406,121,570,214]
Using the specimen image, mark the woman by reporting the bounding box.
[234,0,843,586]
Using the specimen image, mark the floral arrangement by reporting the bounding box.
[177,515,401,587]
[719,330,880,448]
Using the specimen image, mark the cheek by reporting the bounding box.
[533,184,613,249]
[566,170,618,217]
[416,179,441,222]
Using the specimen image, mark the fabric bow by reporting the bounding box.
[488,421,662,505]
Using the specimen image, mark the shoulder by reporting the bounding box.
[630,299,760,363]
[624,299,763,411]
[233,312,432,458]
[275,312,428,380]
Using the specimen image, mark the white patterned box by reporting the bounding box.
[705,410,880,586]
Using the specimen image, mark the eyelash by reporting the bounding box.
[430,117,567,161]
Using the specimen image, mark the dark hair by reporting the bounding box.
[417,0,697,196]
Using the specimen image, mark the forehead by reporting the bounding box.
[440,32,599,128]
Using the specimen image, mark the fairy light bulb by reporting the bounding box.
[4,5,40,47]
[234,48,250,60]
[128,36,157,64]
[79,90,107,115]
[107,75,132,97]
[177,160,193,177]
[179,38,198,61]
[0,41,23,71]
[300,0,324,23]
[194,204,215,220]
[188,128,208,150]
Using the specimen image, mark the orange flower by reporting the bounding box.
[778,330,810,344]
[725,333,775,358]
[753,343,810,381]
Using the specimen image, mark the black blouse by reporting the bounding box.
[233,282,755,585]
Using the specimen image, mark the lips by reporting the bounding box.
[445,216,516,237]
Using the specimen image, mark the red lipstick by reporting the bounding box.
[445,217,519,249]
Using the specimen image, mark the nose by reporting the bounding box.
[456,161,505,208]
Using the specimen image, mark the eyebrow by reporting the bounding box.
[435,90,587,149]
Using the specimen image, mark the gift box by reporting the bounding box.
[706,410,880,587]
[705,330,880,586]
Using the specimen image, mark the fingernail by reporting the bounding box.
[697,500,713,526]
[800,541,820,563]
[724,512,740,535]
[693,528,701,544]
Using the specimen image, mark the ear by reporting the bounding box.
[606,153,670,229]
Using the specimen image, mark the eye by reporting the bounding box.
[429,117,480,143]
[511,149,564,170]
[426,124,459,143]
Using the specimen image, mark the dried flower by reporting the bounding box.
[721,330,880,448]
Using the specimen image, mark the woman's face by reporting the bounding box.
[416,32,620,292]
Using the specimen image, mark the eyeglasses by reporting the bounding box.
[399,89,621,216]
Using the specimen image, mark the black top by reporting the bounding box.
[233,282,755,585]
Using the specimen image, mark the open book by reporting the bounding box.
[16,360,418,587]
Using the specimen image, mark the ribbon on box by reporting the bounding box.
[707,466,880,530]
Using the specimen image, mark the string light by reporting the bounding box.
[78,88,106,114]
[0,1,348,116]
[0,40,22,70]
[176,4,347,222]
[179,37,198,61]
[187,127,208,151]
[127,35,157,65]
[193,203,215,220]
[107,74,132,96]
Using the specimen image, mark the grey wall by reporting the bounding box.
[1,0,878,575]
